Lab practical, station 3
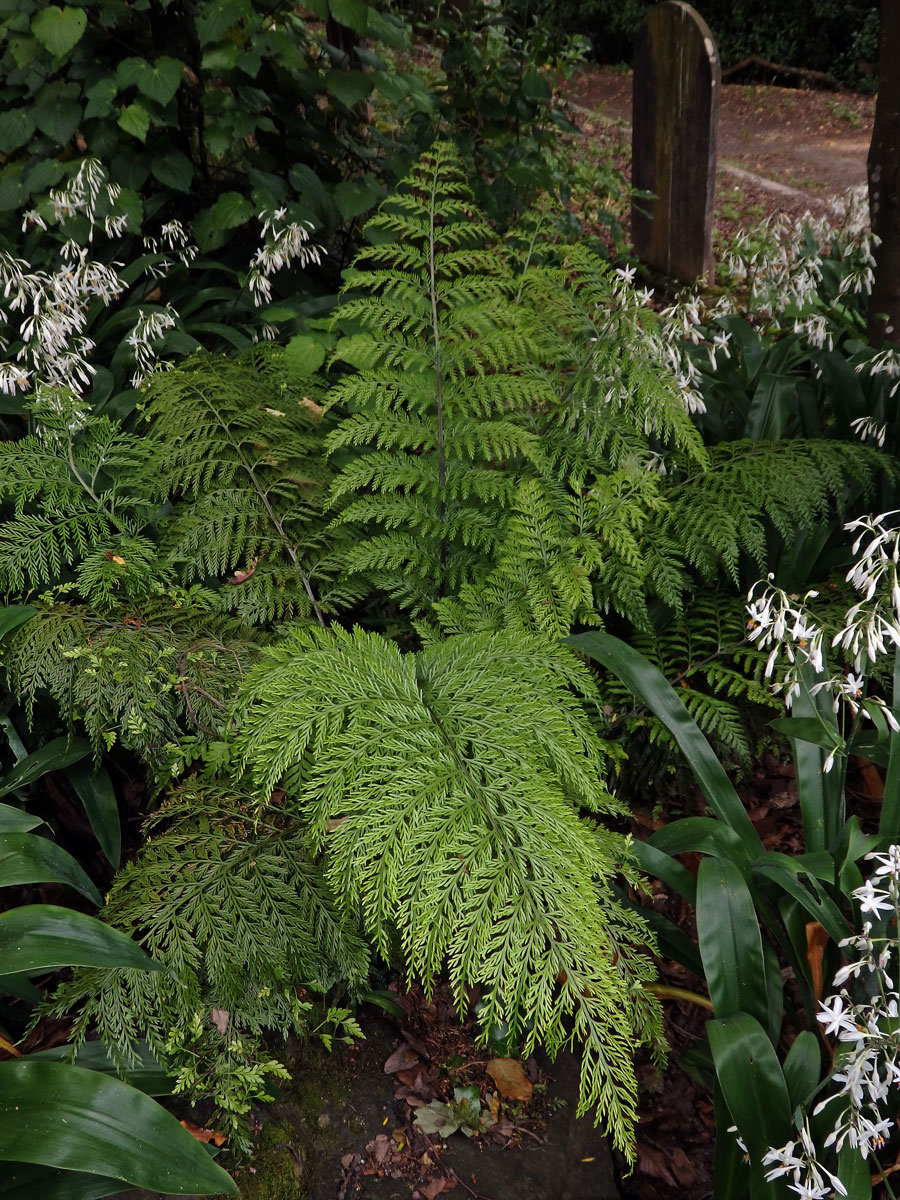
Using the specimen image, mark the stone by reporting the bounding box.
[632,1,720,284]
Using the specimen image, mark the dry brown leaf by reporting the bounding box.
[209,1008,230,1035]
[806,921,829,1004]
[485,1057,533,1102]
[180,1119,227,1147]
[372,1133,394,1164]
[384,1045,421,1074]
[420,1177,456,1198]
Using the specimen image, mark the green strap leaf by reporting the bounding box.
[0,833,101,905]
[567,631,762,853]
[0,736,90,800]
[789,668,843,853]
[649,816,748,866]
[781,1030,822,1112]
[708,1013,792,1164]
[753,856,850,944]
[0,804,40,833]
[29,1040,173,1096]
[881,646,900,839]
[69,762,120,868]
[713,1081,749,1200]
[630,838,697,905]
[697,857,768,1027]
[836,1140,872,1199]
[4,1163,124,1200]
[0,905,161,975]
[0,1061,236,1194]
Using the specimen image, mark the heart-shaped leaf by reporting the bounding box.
[31,6,87,58]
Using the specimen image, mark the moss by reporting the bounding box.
[215,1120,303,1200]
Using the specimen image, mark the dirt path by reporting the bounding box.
[568,65,875,236]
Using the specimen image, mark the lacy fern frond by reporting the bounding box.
[327,143,552,614]
[663,439,886,582]
[2,592,260,765]
[515,244,708,483]
[0,393,158,604]
[44,779,369,1144]
[236,625,664,1159]
[143,347,351,625]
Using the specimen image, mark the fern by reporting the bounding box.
[0,392,159,603]
[144,346,353,624]
[663,439,886,583]
[2,592,261,765]
[326,143,553,615]
[235,624,664,1159]
[44,780,369,1145]
[600,592,778,767]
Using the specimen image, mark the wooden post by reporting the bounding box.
[632,2,720,285]
[868,0,900,347]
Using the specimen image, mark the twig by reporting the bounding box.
[722,55,838,89]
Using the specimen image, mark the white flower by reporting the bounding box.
[854,880,894,917]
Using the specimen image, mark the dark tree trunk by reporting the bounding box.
[868,2,900,346]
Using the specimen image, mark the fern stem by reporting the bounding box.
[66,433,122,533]
[190,384,326,626]
[426,155,447,590]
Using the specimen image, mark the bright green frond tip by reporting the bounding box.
[238,625,665,1159]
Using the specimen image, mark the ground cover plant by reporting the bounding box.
[1,8,900,1197]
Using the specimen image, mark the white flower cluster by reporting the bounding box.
[247,209,323,307]
[721,186,876,329]
[3,166,331,402]
[763,848,900,1196]
[126,306,178,388]
[142,219,199,279]
[763,1118,848,1199]
[747,511,900,770]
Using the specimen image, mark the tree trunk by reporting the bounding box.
[868,2,900,346]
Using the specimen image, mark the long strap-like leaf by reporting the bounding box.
[567,631,762,855]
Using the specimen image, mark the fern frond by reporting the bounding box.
[143,348,347,624]
[2,594,261,764]
[44,780,369,1141]
[236,625,664,1159]
[0,403,157,603]
[664,439,885,581]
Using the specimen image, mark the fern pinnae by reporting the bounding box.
[237,625,663,1158]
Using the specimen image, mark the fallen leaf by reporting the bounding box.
[210,1007,230,1035]
[226,559,258,585]
[341,1153,356,1169]
[180,1119,227,1147]
[384,1044,421,1074]
[671,1146,696,1189]
[396,1066,425,1088]
[485,1057,533,1102]
[420,1177,456,1198]
[372,1133,393,1164]
[637,1143,678,1187]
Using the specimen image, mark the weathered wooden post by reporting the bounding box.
[631,2,720,284]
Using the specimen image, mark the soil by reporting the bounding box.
[566,65,875,253]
